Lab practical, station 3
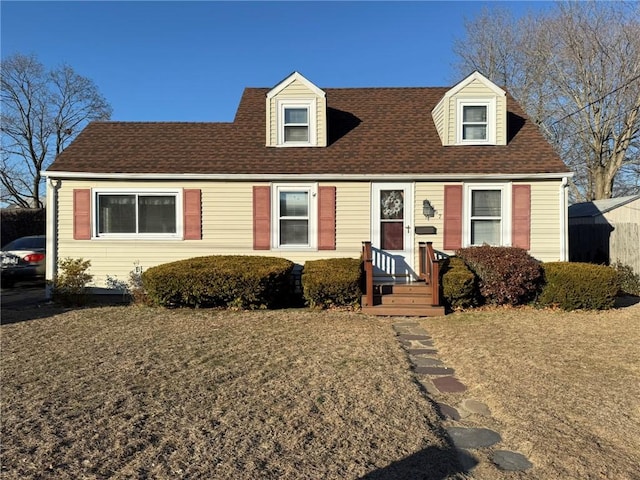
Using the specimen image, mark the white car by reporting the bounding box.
[1,235,46,288]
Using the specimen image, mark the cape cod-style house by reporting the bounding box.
[44,71,572,314]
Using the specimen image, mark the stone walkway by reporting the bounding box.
[393,321,534,474]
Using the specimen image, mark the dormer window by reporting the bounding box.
[462,105,488,141]
[284,107,309,142]
[457,99,495,145]
[277,99,317,146]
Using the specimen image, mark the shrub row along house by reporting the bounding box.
[44,71,572,313]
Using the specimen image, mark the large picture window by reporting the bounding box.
[95,191,181,238]
[272,184,317,249]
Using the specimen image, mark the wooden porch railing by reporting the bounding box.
[362,241,374,307]
[362,241,441,307]
[419,242,440,306]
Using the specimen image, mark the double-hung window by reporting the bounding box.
[465,184,511,246]
[284,108,309,143]
[272,184,317,249]
[277,100,316,146]
[462,105,488,141]
[457,99,495,144]
[95,190,182,238]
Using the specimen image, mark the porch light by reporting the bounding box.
[423,199,436,219]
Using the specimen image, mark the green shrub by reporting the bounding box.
[538,262,619,310]
[53,257,93,306]
[302,258,362,308]
[441,256,478,310]
[457,246,543,306]
[612,261,640,296]
[142,255,294,309]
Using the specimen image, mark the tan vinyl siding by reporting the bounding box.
[527,181,562,262]
[412,181,563,262]
[55,180,368,288]
[413,182,449,265]
[431,98,446,144]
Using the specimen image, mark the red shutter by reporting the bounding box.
[443,185,463,251]
[253,186,271,250]
[318,186,336,250]
[512,184,531,250]
[73,189,91,240]
[183,189,202,240]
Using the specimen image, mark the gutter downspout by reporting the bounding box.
[45,178,60,299]
[559,177,569,261]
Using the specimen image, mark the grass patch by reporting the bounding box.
[422,304,640,479]
[1,307,463,479]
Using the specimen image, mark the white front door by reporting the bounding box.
[371,183,415,283]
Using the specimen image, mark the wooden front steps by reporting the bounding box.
[362,282,445,317]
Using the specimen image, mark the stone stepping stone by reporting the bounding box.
[437,402,461,421]
[416,377,439,395]
[397,334,432,341]
[492,450,533,471]
[414,366,455,376]
[447,427,502,449]
[460,399,491,417]
[410,356,444,367]
[401,339,435,349]
[407,348,438,355]
[433,376,467,393]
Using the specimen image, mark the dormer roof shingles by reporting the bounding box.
[47,86,568,176]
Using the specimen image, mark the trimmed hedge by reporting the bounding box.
[302,258,362,308]
[538,262,619,310]
[441,256,478,310]
[142,255,294,309]
[457,246,543,306]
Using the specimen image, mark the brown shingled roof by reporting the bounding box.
[47,87,568,176]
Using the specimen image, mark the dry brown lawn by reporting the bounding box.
[1,306,464,480]
[2,302,639,479]
[422,303,640,480]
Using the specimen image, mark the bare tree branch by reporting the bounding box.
[1,53,112,207]
[453,1,640,200]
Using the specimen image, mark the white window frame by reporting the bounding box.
[456,98,496,145]
[463,183,511,247]
[92,188,183,240]
[271,183,318,250]
[277,99,317,147]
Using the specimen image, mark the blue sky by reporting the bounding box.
[1,1,551,122]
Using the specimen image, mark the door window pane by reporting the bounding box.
[380,190,404,219]
[381,222,404,250]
